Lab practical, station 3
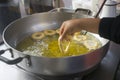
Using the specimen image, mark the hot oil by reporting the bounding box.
[16,31,102,58]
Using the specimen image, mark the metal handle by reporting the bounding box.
[75,8,92,16]
[48,8,58,12]
[48,8,64,12]
[0,49,27,65]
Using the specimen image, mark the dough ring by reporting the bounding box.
[83,40,98,50]
[73,32,87,41]
[44,30,56,36]
[56,29,60,34]
[31,32,45,40]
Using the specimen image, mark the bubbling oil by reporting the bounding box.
[16,31,102,58]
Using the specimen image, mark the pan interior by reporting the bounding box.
[16,29,102,58]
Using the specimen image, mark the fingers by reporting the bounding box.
[59,22,67,41]
[59,21,73,41]
[59,30,67,41]
[59,22,65,35]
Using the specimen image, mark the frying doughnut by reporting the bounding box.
[31,32,44,40]
[56,29,60,34]
[58,38,71,54]
[73,32,87,41]
[44,29,56,36]
[83,40,98,50]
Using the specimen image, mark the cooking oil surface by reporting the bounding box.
[16,30,101,58]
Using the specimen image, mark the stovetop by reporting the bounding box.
[0,42,120,80]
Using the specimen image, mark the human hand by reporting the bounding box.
[59,19,82,41]
[59,18,100,41]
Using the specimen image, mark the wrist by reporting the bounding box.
[81,18,100,33]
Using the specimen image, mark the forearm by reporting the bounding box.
[79,18,100,33]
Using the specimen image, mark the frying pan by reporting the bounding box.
[0,11,109,77]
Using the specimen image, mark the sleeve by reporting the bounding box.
[99,15,120,44]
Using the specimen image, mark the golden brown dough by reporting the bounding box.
[31,32,45,40]
[44,30,56,36]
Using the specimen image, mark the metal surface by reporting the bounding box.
[2,12,109,76]
[19,0,28,18]
[83,42,120,80]
[0,42,120,80]
[49,8,93,19]
[0,34,3,44]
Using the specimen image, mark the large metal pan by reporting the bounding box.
[0,12,109,77]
